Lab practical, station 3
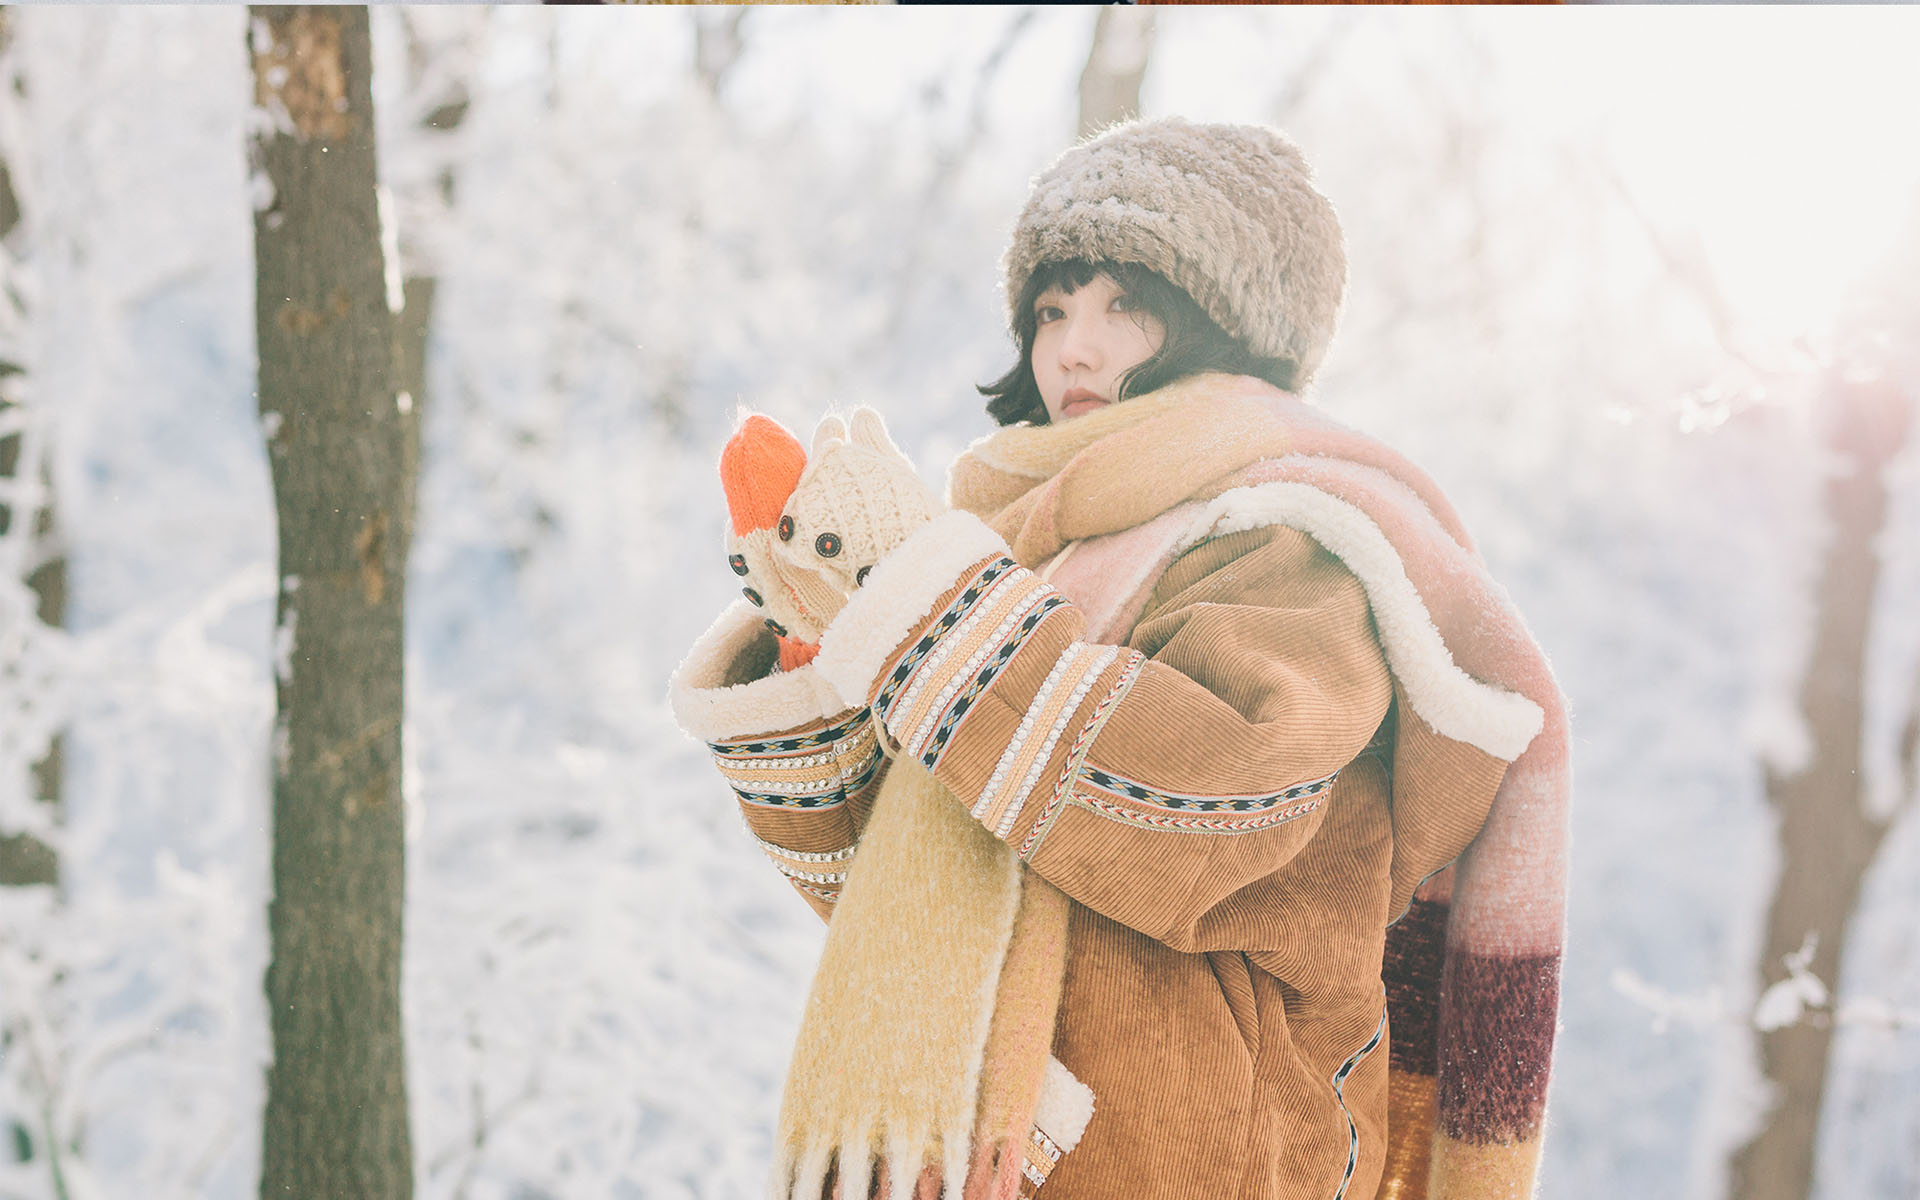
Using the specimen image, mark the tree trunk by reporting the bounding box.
[1726,375,1912,1200]
[250,8,413,1197]
[1077,8,1155,141]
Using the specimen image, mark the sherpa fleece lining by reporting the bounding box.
[813,490,1540,761]
[1178,481,1544,762]
[1034,1055,1096,1152]
[667,599,851,742]
[814,510,1014,710]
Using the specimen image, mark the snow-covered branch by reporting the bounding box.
[1613,934,1920,1036]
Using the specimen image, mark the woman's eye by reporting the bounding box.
[1111,293,1138,312]
[1035,304,1063,324]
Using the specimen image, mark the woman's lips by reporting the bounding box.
[1061,388,1108,418]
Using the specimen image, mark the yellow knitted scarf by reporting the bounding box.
[949,374,1293,560]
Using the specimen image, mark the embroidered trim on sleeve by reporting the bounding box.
[1072,790,1327,834]
[751,831,858,897]
[769,862,849,885]
[1020,1124,1064,1190]
[899,580,1050,755]
[751,835,858,864]
[875,558,1021,718]
[975,643,1120,839]
[709,710,881,810]
[1018,650,1145,862]
[869,554,1072,772]
[709,709,872,757]
[1076,765,1337,813]
[911,591,1067,769]
[1060,762,1335,835]
[890,561,1040,736]
[722,756,880,809]
[788,880,841,905]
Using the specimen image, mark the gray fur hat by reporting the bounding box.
[1002,117,1347,389]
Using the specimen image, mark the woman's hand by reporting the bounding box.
[777,408,942,593]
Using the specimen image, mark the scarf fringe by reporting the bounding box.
[960,1138,1020,1200]
[781,1131,1027,1200]
[773,759,1027,1198]
[779,1141,830,1200]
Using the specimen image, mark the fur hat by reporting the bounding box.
[1002,117,1347,389]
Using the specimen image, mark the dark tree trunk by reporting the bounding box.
[1726,375,1913,1200]
[250,8,413,1197]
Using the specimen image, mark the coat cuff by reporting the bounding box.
[812,510,1014,711]
[668,599,852,743]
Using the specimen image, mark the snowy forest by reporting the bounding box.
[1,5,1917,1199]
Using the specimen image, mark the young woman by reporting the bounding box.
[672,119,1568,1200]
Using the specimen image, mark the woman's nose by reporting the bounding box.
[1055,313,1101,370]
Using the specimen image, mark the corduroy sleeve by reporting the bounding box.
[811,511,1391,949]
[668,601,887,921]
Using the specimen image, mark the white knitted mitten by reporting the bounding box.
[775,408,942,592]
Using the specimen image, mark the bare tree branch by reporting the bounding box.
[693,8,749,102]
[1269,12,1360,126]
[1078,8,1155,140]
[1598,157,1768,375]
[872,8,1038,350]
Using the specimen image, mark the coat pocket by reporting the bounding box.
[1207,950,1262,1063]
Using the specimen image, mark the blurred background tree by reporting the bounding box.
[250,6,412,1196]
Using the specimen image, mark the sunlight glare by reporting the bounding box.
[1507,10,1920,347]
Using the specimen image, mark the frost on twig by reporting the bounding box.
[1751,933,1828,1032]
[1613,933,1920,1035]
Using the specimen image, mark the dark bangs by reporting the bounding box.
[977,259,1297,427]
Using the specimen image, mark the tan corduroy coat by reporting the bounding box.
[672,380,1522,1199]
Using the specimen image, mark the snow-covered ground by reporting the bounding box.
[1,7,1916,1199]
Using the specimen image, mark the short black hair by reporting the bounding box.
[977,259,1297,427]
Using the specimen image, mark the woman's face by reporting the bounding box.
[1030,271,1167,422]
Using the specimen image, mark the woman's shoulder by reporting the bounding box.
[1127,520,1391,722]
[1142,522,1364,623]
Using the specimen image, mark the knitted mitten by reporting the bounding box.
[777,407,942,593]
[719,414,848,670]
